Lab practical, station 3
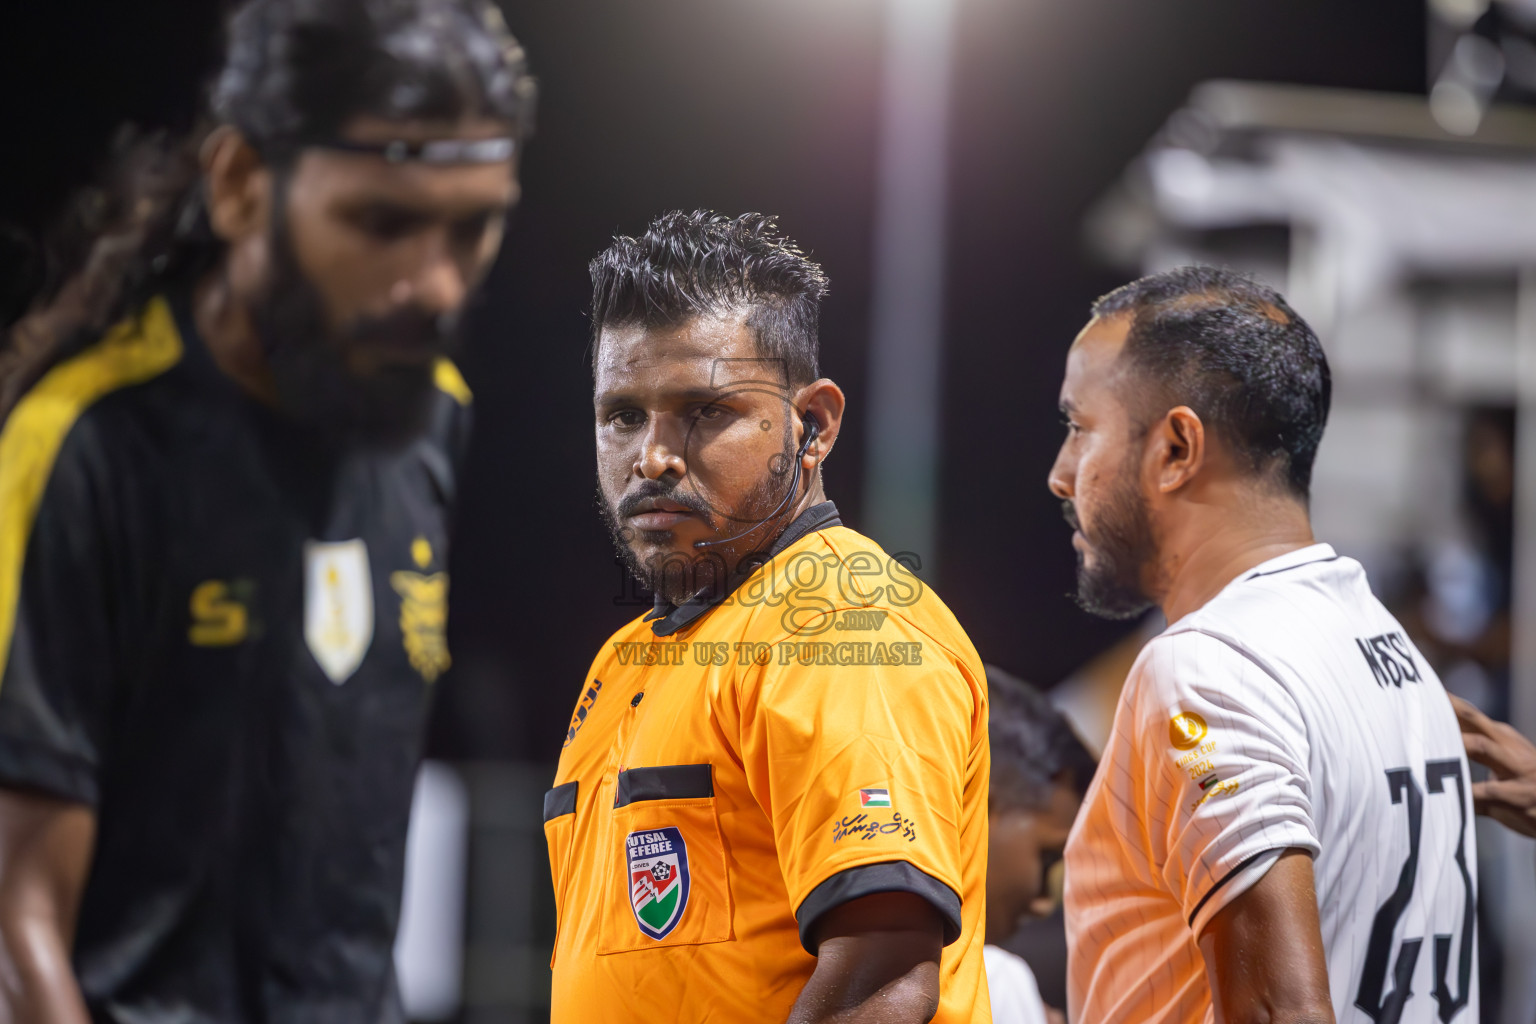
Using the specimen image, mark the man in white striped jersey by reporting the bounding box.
[1049,267,1477,1024]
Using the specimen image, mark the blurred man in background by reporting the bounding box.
[545,210,990,1023]
[984,665,1096,1024]
[1051,267,1478,1024]
[0,1,532,1020]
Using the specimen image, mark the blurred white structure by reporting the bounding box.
[1087,80,1536,1024]
[864,0,956,574]
[395,760,471,1022]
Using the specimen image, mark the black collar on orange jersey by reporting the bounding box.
[646,501,842,637]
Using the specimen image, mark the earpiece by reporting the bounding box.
[799,412,821,457]
[694,410,822,550]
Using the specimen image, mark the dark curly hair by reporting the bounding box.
[986,665,1097,814]
[1,0,535,421]
[1093,266,1332,500]
[589,210,831,387]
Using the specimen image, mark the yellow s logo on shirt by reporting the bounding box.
[189,580,249,647]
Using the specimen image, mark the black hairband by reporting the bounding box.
[310,137,516,165]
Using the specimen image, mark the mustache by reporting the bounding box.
[346,306,456,352]
[1061,500,1081,532]
[616,481,712,519]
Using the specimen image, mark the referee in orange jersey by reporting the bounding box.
[545,211,991,1023]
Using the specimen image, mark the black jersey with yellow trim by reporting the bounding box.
[0,294,470,1023]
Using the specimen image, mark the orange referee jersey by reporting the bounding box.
[545,502,991,1022]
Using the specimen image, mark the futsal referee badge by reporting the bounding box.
[627,827,690,940]
[304,539,375,685]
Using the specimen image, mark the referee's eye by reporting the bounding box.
[608,409,645,429]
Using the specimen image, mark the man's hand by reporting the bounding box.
[1451,694,1536,839]
[1198,849,1335,1024]
[0,789,95,1024]
[787,891,944,1024]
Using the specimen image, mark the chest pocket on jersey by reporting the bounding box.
[543,781,580,966]
[598,764,734,954]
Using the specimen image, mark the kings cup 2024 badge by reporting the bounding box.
[627,827,690,940]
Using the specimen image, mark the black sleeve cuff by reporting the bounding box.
[1186,846,1302,928]
[794,860,963,955]
[0,735,97,806]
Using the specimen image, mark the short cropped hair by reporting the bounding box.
[1093,266,1331,499]
[588,210,829,386]
[987,665,1097,814]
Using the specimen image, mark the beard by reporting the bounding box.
[600,437,802,606]
[250,205,456,449]
[1064,459,1155,620]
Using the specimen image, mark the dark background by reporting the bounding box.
[0,0,1426,762]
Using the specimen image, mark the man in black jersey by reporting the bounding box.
[0,1,533,1021]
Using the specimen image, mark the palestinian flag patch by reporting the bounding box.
[626,827,690,940]
[860,788,892,808]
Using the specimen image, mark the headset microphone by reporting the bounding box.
[693,412,820,550]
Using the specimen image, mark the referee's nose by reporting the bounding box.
[636,417,687,482]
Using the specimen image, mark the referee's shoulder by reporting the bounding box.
[768,524,984,668]
[595,607,665,652]
[819,524,959,613]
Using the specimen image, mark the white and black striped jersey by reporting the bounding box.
[1065,544,1478,1024]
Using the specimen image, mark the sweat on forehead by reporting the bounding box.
[593,309,798,389]
[592,314,793,392]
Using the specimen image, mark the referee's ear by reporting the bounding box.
[796,379,846,472]
[203,125,273,245]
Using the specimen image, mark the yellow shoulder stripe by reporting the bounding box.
[0,296,184,681]
[434,358,472,406]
